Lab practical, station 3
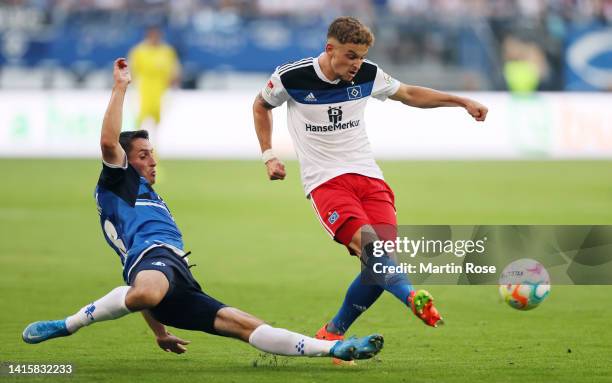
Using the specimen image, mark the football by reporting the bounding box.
[498,258,551,310]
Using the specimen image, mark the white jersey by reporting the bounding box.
[261,53,400,195]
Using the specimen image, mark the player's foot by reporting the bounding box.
[408,290,443,327]
[316,324,355,366]
[22,320,70,344]
[330,334,384,361]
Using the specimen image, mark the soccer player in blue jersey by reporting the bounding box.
[253,16,488,362]
[22,58,383,362]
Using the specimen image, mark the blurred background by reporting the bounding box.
[1,0,611,91]
[0,0,610,159]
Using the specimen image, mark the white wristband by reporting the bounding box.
[262,149,277,164]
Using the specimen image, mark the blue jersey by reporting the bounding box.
[94,160,183,282]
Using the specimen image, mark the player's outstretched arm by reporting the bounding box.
[142,310,191,354]
[253,94,286,180]
[389,84,488,122]
[100,58,131,166]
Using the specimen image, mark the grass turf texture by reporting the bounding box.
[1,159,611,383]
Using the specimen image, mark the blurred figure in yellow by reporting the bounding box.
[502,36,548,95]
[129,26,181,137]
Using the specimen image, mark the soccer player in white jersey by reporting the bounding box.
[253,16,488,358]
[21,58,385,363]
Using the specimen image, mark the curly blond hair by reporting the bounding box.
[327,17,374,47]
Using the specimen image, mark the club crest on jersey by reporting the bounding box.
[304,92,317,102]
[347,85,362,100]
[328,211,339,224]
[327,106,343,123]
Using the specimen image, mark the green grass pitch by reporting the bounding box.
[1,159,611,382]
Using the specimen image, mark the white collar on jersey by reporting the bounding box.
[313,53,342,85]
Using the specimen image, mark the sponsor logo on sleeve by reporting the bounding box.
[383,72,392,84]
[264,80,274,96]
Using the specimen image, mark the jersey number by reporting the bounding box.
[103,220,127,260]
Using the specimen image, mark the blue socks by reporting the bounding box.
[328,272,383,334]
[363,250,414,307]
[327,243,414,335]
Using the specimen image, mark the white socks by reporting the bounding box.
[248,324,337,357]
[63,289,338,358]
[65,286,131,334]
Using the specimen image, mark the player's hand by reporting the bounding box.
[464,99,488,122]
[266,158,286,180]
[156,332,191,354]
[113,58,131,89]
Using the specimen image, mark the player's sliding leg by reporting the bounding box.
[22,270,167,344]
[213,307,383,361]
[23,261,384,361]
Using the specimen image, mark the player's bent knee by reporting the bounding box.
[125,287,161,311]
[349,224,377,256]
[125,270,169,311]
[351,224,387,259]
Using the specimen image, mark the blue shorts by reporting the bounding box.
[128,247,226,335]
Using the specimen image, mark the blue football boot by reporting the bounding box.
[329,334,384,361]
[22,320,70,344]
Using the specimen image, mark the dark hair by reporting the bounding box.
[327,17,374,47]
[119,130,149,154]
